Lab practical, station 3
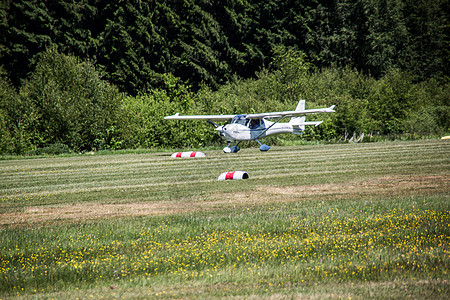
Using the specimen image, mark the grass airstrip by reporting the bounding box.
[0,139,449,299]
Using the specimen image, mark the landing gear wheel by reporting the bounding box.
[259,144,271,151]
[230,146,240,153]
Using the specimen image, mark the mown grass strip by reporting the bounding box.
[0,139,449,299]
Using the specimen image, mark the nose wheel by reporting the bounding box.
[223,142,241,153]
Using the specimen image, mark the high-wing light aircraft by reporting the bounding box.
[164,100,335,153]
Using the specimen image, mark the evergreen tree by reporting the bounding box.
[1,0,448,93]
[0,0,55,85]
[403,0,449,80]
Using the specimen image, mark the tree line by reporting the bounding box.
[0,0,448,154]
[2,0,448,94]
[1,47,448,154]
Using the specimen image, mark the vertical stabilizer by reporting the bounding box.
[295,99,305,111]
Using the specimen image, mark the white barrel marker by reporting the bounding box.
[171,151,206,158]
[218,171,249,180]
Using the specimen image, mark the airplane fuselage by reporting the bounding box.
[216,120,297,142]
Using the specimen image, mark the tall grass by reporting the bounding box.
[0,140,449,298]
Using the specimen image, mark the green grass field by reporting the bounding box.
[1,140,449,299]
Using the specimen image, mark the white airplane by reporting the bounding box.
[164,100,335,153]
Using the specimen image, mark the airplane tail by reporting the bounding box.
[289,100,306,132]
[289,100,324,134]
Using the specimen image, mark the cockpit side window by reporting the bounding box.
[248,119,261,129]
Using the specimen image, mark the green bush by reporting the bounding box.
[119,74,215,149]
[22,48,123,152]
[0,75,39,154]
[0,108,13,154]
[26,143,72,156]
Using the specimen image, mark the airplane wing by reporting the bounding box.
[247,105,335,119]
[164,105,335,121]
[164,113,236,121]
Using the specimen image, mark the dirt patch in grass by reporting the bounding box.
[257,175,449,200]
[0,201,204,228]
[1,175,448,228]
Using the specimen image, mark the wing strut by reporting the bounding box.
[253,116,286,151]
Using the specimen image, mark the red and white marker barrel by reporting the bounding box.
[171,151,206,158]
[218,171,249,180]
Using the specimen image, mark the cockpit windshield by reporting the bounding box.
[231,115,264,129]
[231,115,248,126]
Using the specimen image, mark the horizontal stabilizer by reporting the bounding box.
[289,116,305,125]
[304,121,323,127]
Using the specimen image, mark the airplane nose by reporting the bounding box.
[216,126,226,137]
